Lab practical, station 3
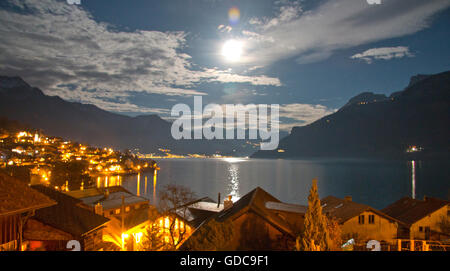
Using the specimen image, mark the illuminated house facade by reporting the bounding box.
[65,186,150,250]
[143,197,221,250]
[382,197,450,241]
[321,196,407,245]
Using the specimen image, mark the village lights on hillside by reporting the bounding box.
[109,165,122,172]
[34,133,41,143]
[12,148,24,154]
[17,131,29,138]
[407,146,422,153]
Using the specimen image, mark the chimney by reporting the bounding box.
[224,195,233,210]
[344,196,352,202]
[217,193,221,209]
[94,203,103,215]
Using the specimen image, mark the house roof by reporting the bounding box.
[216,187,296,237]
[265,201,307,214]
[64,186,129,199]
[382,196,449,225]
[89,192,148,210]
[321,195,402,225]
[170,197,219,228]
[189,201,224,213]
[65,186,148,210]
[104,206,150,233]
[0,171,56,216]
[180,187,302,250]
[30,185,110,237]
[123,207,149,230]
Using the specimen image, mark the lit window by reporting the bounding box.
[115,209,120,215]
[125,206,130,212]
[164,217,170,229]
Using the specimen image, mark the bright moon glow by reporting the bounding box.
[221,40,243,62]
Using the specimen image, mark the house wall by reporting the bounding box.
[83,228,104,251]
[103,202,147,218]
[24,219,73,250]
[24,219,104,251]
[341,211,398,243]
[0,214,19,246]
[25,219,73,241]
[410,205,449,240]
[229,212,291,250]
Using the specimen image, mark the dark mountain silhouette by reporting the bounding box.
[252,71,450,159]
[0,117,29,134]
[341,92,388,109]
[0,76,258,156]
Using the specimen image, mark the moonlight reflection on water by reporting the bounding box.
[121,158,449,209]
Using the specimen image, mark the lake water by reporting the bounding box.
[118,158,450,209]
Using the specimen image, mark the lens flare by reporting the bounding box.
[228,7,240,25]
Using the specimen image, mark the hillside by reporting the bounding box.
[252,71,450,159]
[0,76,258,156]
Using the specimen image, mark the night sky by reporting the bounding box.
[1,0,449,131]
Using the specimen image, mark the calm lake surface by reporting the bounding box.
[119,158,450,209]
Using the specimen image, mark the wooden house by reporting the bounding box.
[321,196,406,245]
[24,185,109,251]
[382,196,450,241]
[0,171,55,251]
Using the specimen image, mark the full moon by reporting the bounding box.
[221,39,243,62]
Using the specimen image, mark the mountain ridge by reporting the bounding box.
[0,76,259,156]
[252,70,450,159]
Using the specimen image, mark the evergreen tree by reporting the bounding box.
[141,220,169,251]
[140,208,171,251]
[298,179,331,251]
[327,217,343,251]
